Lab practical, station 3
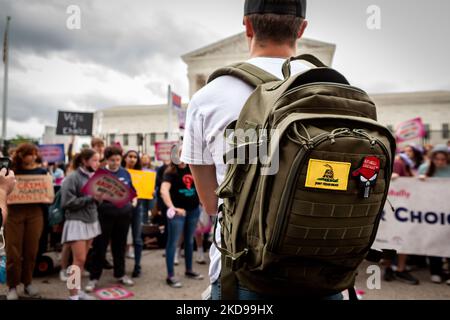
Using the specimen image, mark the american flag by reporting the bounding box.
[171,92,182,109]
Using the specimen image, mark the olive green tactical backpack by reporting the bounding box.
[208,54,396,299]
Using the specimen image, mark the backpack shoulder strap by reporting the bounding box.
[207,62,280,87]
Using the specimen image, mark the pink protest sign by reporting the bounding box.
[395,117,426,143]
[94,286,134,300]
[81,169,136,208]
[154,141,178,161]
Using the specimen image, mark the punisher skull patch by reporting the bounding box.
[352,156,381,198]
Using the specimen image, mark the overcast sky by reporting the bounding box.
[1,0,449,139]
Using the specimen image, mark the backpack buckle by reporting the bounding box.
[225,249,248,271]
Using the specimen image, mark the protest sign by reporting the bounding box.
[154,141,178,161]
[395,117,425,143]
[127,169,156,200]
[39,144,65,163]
[56,111,94,136]
[374,177,450,257]
[81,169,136,208]
[7,175,55,205]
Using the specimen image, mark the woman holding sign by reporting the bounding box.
[122,150,145,278]
[160,146,203,288]
[86,145,135,293]
[418,144,450,285]
[60,148,102,300]
[5,143,49,300]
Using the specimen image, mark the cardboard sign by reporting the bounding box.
[56,111,94,136]
[94,287,134,300]
[127,169,156,200]
[373,177,450,257]
[395,117,426,143]
[39,144,65,163]
[7,175,55,205]
[81,169,136,208]
[154,141,178,161]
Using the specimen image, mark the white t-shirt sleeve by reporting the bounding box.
[180,99,215,165]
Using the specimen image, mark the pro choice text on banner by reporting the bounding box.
[7,175,55,205]
[373,177,450,258]
[127,169,156,200]
[81,169,136,208]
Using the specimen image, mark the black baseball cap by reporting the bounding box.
[244,0,307,18]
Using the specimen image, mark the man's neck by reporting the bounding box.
[249,40,296,59]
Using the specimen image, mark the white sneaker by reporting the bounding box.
[117,275,134,286]
[174,253,180,266]
[196,252,206,264]
[78,290,97,300]
[126,247,135,259]
[6,288,19,300]
[60,269,68,282]
[85,279,98,293]
[431,275,443,283]
[446,279,450,286]
[24,284,40,298]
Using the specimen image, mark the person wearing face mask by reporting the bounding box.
[4,143,49,300]
[60,148,103,300]
[86,145,135,292]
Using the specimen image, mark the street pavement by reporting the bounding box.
[1,249,449,300]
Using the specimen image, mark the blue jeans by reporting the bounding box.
[131,201,145,272]
[165,207,200,277]
[211,280,344,300]
[140,199,154,224]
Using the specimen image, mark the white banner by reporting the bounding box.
[373,177,450,258]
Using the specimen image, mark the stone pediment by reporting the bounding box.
[182,32,335,62]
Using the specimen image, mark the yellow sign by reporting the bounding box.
[305,159,351,191]
[127,169,156,200]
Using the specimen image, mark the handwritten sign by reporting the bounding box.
[127,169,156,200]
[81,169,136,208]
[39,144,65,163]
[7,175,55,205]
[56,111,94,136]
[154,141,178,161]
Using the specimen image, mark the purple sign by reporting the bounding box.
[39,144,65,163]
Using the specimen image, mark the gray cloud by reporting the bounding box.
[1,0,217,77]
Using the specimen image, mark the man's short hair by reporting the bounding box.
[104,145,123,159]
[248,13,304,47]
[91,137,105,148]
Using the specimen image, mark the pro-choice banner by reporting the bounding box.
[7,175,55,204]
[373,177,450,258]
[81,169,136,208]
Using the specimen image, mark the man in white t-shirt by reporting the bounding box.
[180,0,310,299]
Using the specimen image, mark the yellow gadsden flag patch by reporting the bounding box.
[305,159,351,191]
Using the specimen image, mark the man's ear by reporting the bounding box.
[243,16,254,39]
[297,20,308,39]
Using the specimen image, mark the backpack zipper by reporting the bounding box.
[266,127,392,254]
[274,82,369,107]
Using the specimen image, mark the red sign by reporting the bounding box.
[81,169,136,208]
